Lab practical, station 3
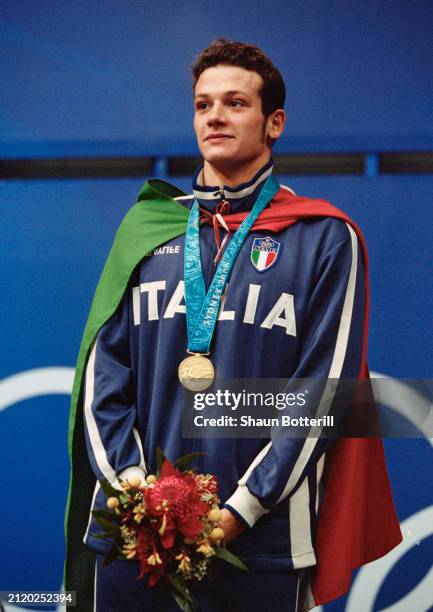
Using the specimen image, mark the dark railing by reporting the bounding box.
[1,137,432,179]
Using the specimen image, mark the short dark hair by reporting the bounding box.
[191,38,286,118]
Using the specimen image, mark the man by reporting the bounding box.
[65,40,401,611]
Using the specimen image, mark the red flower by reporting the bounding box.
[193,473,218,497]
[144,460,209,548]
[136,525,168,585]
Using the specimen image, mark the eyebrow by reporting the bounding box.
[194,90,251,99]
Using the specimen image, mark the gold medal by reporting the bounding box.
[178,354,215,391]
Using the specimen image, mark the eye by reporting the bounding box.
[229,99,244,108]
[195,101,209,111]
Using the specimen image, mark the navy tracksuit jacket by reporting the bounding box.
[82,161,365,573]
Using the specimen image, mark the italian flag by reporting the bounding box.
[252,249,277,271]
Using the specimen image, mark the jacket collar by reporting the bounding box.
[192,160,274,213]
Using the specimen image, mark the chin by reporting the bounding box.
[203,152,235,168]
[207,153,233,163]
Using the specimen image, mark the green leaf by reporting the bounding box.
[214,547,249,571]
[93,508,116,521]
[167,574,195,604]
[102,544,120,566]
[99,478,120,498]
[173,451,206,471]
[92,515,120,534]
[92,532,117,540]
[170,589,195,612]
[89,530,121,544]
[156,447,166,476]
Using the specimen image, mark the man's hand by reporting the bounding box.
[219,507,246,544]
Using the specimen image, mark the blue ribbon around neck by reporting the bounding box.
[184,174,280,354]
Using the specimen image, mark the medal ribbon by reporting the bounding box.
[184,174,280,353]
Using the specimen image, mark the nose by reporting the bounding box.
[207,101,227,126]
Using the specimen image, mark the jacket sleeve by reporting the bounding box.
[224,222,365,526]
[82,288,147,490]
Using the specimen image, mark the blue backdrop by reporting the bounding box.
[1,2,432,611]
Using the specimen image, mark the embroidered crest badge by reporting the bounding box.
[250,236,281,272]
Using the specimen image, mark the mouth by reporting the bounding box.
[204,134,234,142]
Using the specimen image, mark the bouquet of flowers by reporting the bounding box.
[93,449,247,611]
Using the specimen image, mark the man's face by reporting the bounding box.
[193,64,273,176]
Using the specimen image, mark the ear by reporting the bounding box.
[266,109,286,141]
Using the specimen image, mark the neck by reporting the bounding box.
[202,155,272,188]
